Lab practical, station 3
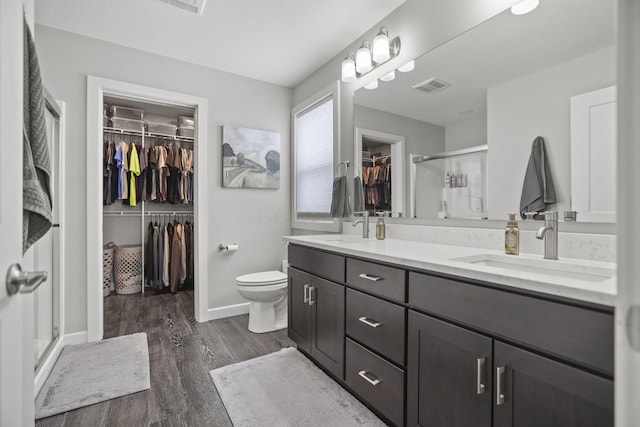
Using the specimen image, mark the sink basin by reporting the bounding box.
[308,235,365,244]
[453,253,615,282]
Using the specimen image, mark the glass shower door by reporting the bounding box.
[33,94,61,371]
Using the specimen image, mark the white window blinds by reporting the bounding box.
[295,95,334,216]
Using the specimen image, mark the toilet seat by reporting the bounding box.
[236,270,287,286]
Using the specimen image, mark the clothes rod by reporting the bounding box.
[103,127,194,142]
[104,211,193,216]
[144,211,194,216]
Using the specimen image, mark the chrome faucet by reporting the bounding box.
[535,211,558,260]
[353,211,370,238]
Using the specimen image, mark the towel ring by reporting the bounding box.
[335,160,350,177]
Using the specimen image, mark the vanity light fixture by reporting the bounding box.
[341,26,402,83]
[372,27,391,63]
[356,41,373,74]
[341,53,357,83]
[380,70,396,82]
[511,0,539,15]
[398,60,415,73]
[364,80,379,90]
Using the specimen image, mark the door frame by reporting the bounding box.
[354,127,405,216]
[86,76,209,341]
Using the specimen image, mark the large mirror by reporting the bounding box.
[354,0,615,222]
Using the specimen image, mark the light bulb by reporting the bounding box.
[511,0,539,15]
[341,54,356,83]
[356,41,373,74]
[380,70,395,82]
[364,80,378,90]
[398,60,415,73]
[372,27,390,63]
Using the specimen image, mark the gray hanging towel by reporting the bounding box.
[519,136,556,219]
[330,176,349,218]
[353,175,365,212]
[23,15,52,253]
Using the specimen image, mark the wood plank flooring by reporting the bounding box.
[36,291,294,426]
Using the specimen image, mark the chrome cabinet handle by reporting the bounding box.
[358,370,381,386]
[358,316,381,328]
[303,284,309,303]
[308,286,315,305]
[496,366,505,405]
[359,273,382,282]
[6,263,48,296]
[476,357,486,395]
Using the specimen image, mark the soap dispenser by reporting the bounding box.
[376,212,386,240]
[505,213,520,255]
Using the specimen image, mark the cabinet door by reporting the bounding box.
[494,341,613,427]
[407,311,492,427]
[287,268,311,353]
[310,275,345,380]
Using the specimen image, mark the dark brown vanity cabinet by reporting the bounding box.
[287,243,614,427]
[407,311,493,427]
[493,341,613,427]
[343,258,408,426]
[407,271,614,427]
[287,245,345,380]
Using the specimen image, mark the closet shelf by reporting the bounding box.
[103,126,194,142]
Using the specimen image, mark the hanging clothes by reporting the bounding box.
[362,156,392,212]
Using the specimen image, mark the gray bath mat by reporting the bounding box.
[35,332,150,419]
[210,347,386,426]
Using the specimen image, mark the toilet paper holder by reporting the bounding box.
[218,243,239,251]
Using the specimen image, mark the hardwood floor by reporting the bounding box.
[36,291,294,426]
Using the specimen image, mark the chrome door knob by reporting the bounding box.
[5,263,47,296]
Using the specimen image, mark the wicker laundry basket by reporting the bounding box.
[103,242,115,297]
[114,244,143,295]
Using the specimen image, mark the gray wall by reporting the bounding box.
[293,0,520,212]
[487,46,615,219]
[445,116,487,151]
[35,25,292,333]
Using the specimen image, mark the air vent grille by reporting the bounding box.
[157,0,207,15]
[412,78,450,94]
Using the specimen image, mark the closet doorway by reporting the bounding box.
[354,127,405,217]
[87,77,209,342]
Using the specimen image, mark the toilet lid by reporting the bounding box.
[236,271,287,286]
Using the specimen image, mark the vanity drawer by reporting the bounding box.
[408,271,614,376]
[346,258,406,303]
[288,244,345,283]
[346,288,405,366]
[345,338,404,427]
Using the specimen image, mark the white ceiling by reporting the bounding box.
[354,0,615,127]
[34,0,405,88]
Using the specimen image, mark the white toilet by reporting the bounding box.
[236,270,288,333]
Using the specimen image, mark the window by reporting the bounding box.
[292,82,340,231]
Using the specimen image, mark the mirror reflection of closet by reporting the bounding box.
[355,127,405,217]
[362,139,392,214]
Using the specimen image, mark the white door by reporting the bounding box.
[570,86,617,222]
[1,1,35,425]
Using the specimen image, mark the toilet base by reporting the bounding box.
[247,298,288,334]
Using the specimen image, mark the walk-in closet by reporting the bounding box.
[361,139,392,213]
[102,96,197,305]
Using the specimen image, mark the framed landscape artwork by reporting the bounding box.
[222,125,281,189]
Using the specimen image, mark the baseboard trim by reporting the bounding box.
[34,331,88,395]
[207,302,250,321]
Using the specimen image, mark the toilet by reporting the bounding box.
[236,270,288,333]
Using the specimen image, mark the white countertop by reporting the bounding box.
[282,234,617,307]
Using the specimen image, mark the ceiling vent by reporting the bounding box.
[412,78,450,94]
[157,0,207,15]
